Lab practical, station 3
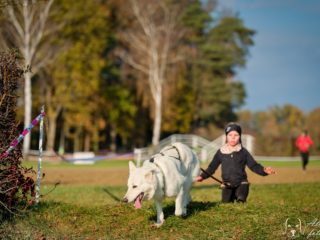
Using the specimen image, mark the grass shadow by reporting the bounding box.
[0,200,64,225]
[192,184,221,190]
[148,200,219,222]
[188,201,219,215]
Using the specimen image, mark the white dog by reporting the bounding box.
[123,142,200,227]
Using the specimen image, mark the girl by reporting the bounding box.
[195,123,275,203]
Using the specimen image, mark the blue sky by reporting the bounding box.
[217,0,320,112]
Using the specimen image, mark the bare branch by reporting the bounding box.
[29,0,54,62]
[130,0,154,41]
[123,32,150,55]
[126,54,149,75]
[7,5,24,40]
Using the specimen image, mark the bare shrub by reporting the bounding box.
[0,51,35,218]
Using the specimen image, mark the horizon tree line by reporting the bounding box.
[1,0,318,156]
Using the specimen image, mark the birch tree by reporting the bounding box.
[0,0,54,155]
[118,0,186,146]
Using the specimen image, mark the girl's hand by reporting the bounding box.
[194,176,203,182]
[264,166,275,175]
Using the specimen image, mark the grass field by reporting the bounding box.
[1,159,320,239]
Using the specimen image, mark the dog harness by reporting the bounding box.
[149,144,182,163]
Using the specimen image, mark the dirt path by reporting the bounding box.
[41,168,128,186]
[40,166,320,186]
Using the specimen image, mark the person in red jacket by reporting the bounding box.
[296,130,313,171]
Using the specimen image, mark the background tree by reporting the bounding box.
[162,0,213,134]
[32,0,109,152]
[32,0,137,153]
[270,105,304,155]
[0,0,54,156]
[112,1,256,145]
[101,85,136,152]
[192,16,254,128]
[162,69,195,134]
[116,0,188,146]
[305,108,320,154]
[238,105,308,156]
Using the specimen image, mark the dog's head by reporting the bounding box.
[284,218,303,238]
[123,161,157,209]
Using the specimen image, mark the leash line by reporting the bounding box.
[200,168,223,184]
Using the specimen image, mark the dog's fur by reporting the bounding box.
[123,142,200,227]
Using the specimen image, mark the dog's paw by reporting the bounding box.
[175,207,187,217]
[152,220,164,228]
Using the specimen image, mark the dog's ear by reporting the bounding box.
[145,170,154,182]
[129,161,136,172]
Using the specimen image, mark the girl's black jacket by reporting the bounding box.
[201,147,267,186]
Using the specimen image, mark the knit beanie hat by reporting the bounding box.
[225,123,242,136]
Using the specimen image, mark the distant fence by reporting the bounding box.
[133,134,320,165]
[134,134,209,166]
[134,134,254,165]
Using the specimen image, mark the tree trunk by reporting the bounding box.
[23,71,32,156]
[152,94,162,146]
[46,104,62,153]
[84,133,91,152]
[93,129,99,152]
[47,114,57,152]
[110,125,117,152]
[73,127,81,152]
[58,124,65,155]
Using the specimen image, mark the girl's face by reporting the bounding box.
[226,131,240,147]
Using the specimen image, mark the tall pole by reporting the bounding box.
[36,106,45,204]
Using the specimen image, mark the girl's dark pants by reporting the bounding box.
[300,151,309,170]
[222,182,249,203]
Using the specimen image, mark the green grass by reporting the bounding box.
[1,183,320,239]
[10,158,319,238]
